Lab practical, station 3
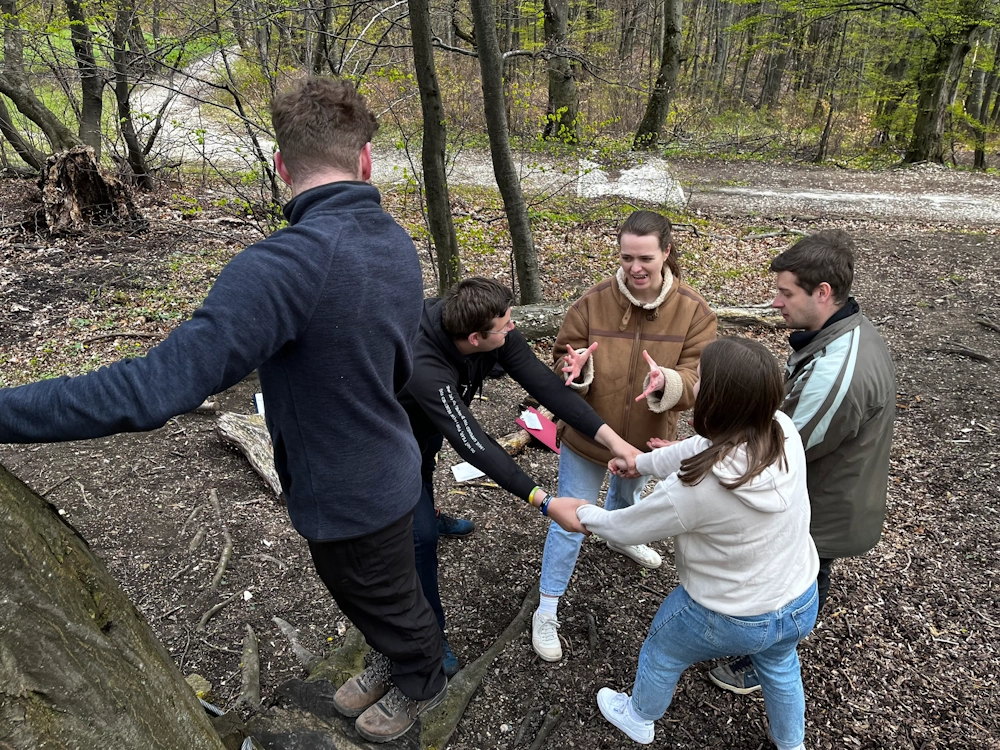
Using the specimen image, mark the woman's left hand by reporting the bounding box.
[634,350,665,402]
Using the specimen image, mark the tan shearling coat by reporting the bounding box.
[555,270,717,465]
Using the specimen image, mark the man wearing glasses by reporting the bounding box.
[397,277,640,677]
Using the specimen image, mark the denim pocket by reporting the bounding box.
[706,611,772,654]
[789,584,819,641]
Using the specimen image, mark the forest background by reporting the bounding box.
[2,0,1000,205]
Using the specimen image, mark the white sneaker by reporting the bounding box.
[596,688,654,744]
[531,610,562,662]
[607,541,662,569]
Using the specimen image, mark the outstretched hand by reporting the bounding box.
[647,437,679,450]
[545,497,591,534]
[634,350,665,402]
[562,342,598,386]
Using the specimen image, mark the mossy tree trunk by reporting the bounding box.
[0,463,226,750]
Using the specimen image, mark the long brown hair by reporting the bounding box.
[678,338,787,489]
[618,210,681,280]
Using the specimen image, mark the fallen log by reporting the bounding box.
[512,300,784,338]
[216,413,282,497]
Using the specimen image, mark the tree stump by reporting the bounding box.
[0,463,225,749]
[39,145,145,234]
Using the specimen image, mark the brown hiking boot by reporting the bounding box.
[332,651,393,718]
[354,683,448,743]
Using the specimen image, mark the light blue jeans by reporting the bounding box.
[539,444,647,597]
[631,583,818,750]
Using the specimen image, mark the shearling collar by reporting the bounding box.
[616,266,674,309]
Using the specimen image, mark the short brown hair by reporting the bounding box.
[679,337,787,489]
[441,278,513,338]
[271,77,378,180]
[770,230,854,305]
[618,210,681,279]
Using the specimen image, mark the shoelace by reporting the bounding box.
[379,686,415,717]
[537,616,560,642]
[729,655,755,674]
[358,652,392,690]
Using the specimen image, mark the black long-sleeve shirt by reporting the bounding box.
[397,299,605,500]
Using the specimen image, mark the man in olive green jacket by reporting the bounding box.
[710,229,895,695]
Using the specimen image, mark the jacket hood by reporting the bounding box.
[420,298,467,368]
[710,413,797,513]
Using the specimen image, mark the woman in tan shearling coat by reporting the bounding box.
[531,210,717,663]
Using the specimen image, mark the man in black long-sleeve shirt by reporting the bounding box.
[398,278,639,675]
[0,79,444,743]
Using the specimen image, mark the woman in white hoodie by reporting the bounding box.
[578,337,819,750]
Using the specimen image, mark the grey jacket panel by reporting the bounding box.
[782,313,895,558]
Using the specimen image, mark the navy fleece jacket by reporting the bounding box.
[0,182,423,541]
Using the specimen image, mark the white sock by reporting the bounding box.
[537,594,559,617]
[626,697,649,724]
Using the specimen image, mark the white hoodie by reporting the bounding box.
[577,411,819,616]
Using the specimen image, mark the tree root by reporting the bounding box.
[239,625,261,710]
[420,586,541,749]
[272,616,321,673]
[306,625,367,686]
[197,590,243,632]
[527,705,561,750]
[209,530,233,591]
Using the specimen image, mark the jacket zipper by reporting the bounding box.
[622,310,642,439]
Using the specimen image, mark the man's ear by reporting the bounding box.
[814,281,834,303]
[466,332,482,348]
[274,152,292,186]
[359,142,372,182]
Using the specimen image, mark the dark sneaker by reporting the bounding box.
[708,656,761,694]
[436,511,475,537]
[332,651,393,718]
[442,637,460,678]
[355,683,448,743]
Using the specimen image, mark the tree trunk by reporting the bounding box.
[0,464,226,750]
[872,29,918,146]
[408,0,462,294]
[0,95,44,170]
[0,0,81,153]
[64,0,104,159]
[633,0,682,149]
[542,0,579,143]
[968,29,997,169]
[113,1,154,189]
[712,0,733,96]
[40,146,145,234]
[756,11,793,110]
[469,0,542,303]
[904,35,973,164]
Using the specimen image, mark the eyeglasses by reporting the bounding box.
[484,319,516,337]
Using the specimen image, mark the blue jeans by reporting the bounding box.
[539,444,647,597]
[631,583,818,750]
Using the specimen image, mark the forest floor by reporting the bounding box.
[1,158,998,750]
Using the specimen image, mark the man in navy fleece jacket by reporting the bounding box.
[0,78,445,743]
